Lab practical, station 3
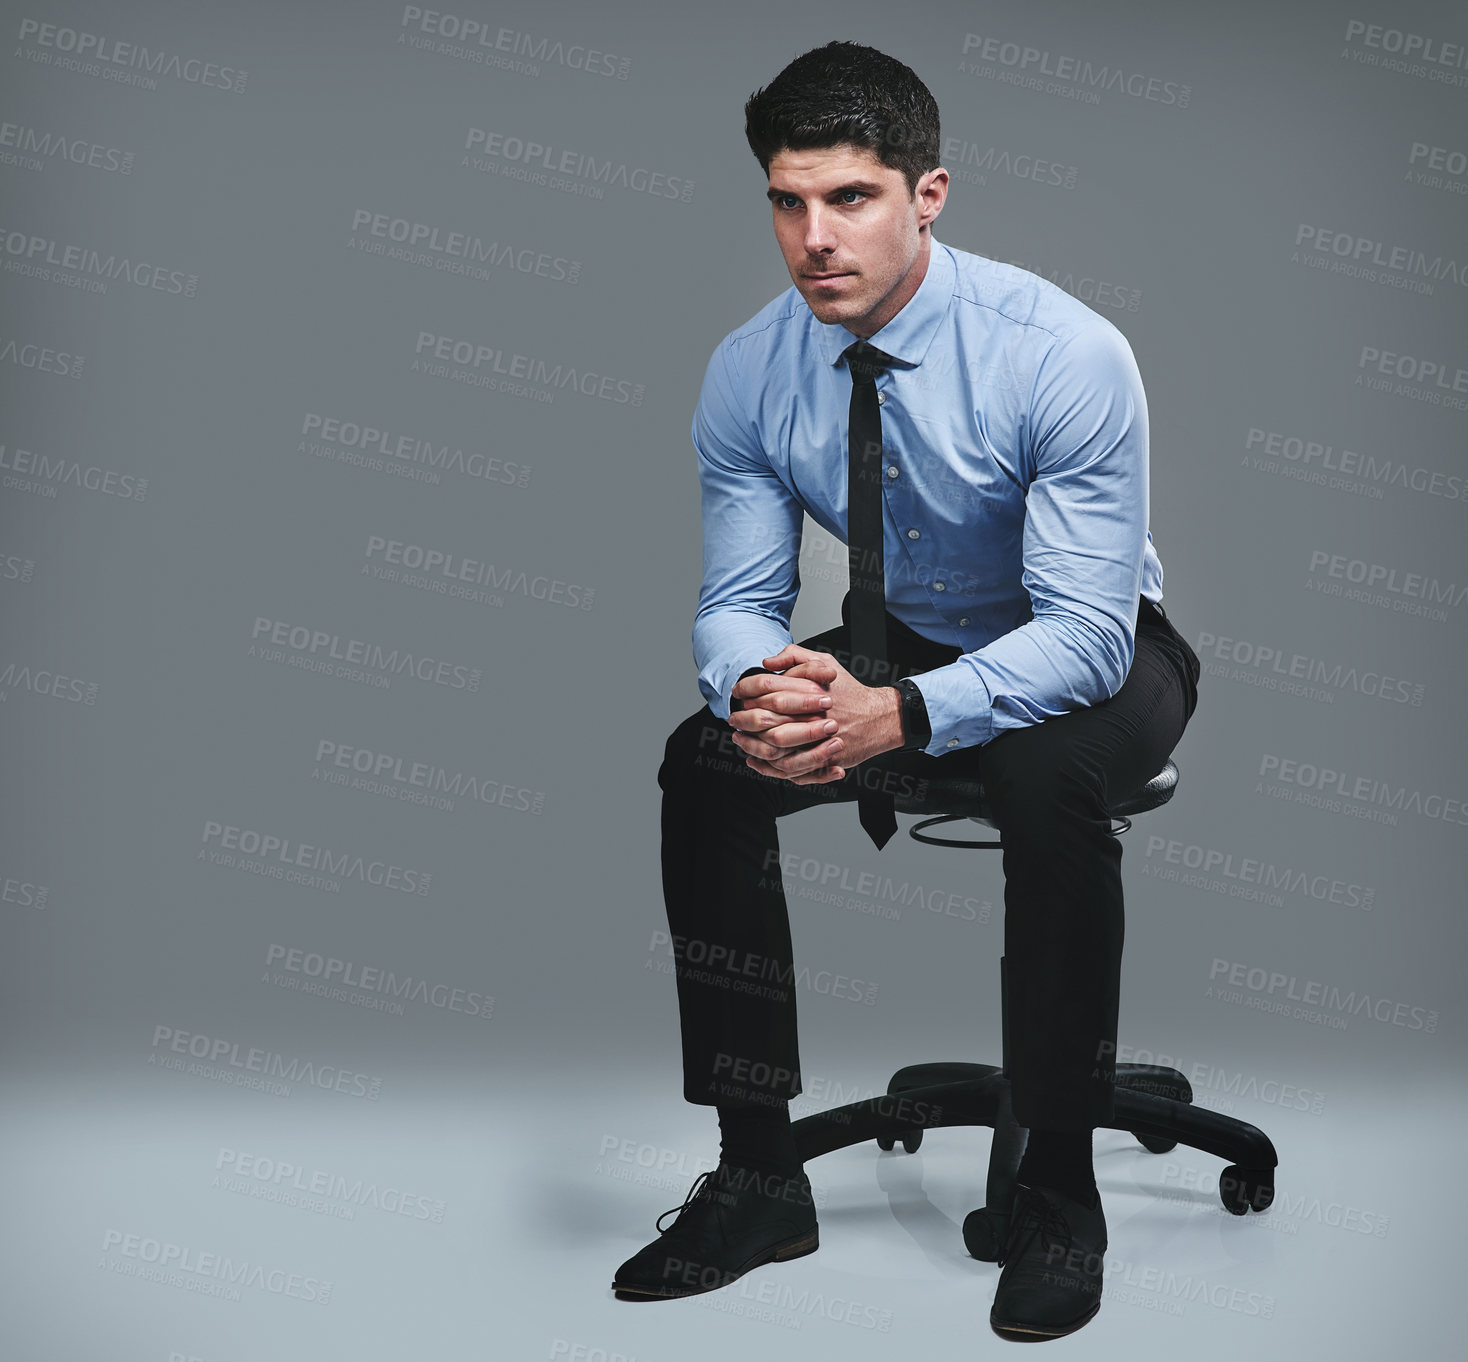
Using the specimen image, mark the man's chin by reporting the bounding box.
[799,292,861,325]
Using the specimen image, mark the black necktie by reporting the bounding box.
[844,339,897,851]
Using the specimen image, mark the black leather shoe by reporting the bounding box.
[990,1183,1107,1340]
[611,1161,818,1300]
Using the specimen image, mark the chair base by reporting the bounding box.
[789,1061,1278,1259]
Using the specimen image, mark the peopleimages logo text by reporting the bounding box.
[364,536,595,610]
[149,1025,381,1099]
[249,617,480,690]
[99,1231,327,1305]
[350,210,579,283]
[1258,755,1468,827]
[959,32,1190,106]
[1197,632,1425,705]
[201,821,432,894]
[266,943,493,1019]
[1209,959,1437,1032]
[15,19,248,90]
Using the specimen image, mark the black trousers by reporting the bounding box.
[658,595,1201,1132]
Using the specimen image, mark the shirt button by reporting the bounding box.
[886,465,899,478]
[933,581,945,592]
[876,391,886,405]
[947,738,960,748]
[958,617,970,627]
[906,529,920,540]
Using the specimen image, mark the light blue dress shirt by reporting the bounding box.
[690,235,1165,758]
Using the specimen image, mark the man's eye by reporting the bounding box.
[840,191,864,204]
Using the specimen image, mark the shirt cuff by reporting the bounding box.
[907,668,992,755]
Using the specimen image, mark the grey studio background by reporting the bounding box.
[1,0,1465,1358]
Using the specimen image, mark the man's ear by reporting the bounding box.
[916,166,948,230]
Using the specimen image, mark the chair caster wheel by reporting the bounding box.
[876,1129,923,1154]
[1219,1165,1275,1215]
[1133,1132,1178,1155]
[963,1207,1008,1261]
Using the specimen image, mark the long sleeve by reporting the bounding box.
[908,321,1150,754]
[690,342,805,722]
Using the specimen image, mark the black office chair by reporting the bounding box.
[787,761,1278,1260]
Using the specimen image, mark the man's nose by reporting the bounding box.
[803,206,837,254]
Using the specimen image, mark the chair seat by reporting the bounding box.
[893,758,1179,825]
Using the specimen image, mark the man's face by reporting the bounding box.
[766,143,946,338]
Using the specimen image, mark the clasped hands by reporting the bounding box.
[728,644,904,785]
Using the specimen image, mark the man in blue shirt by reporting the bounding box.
[613,42,1201,1341]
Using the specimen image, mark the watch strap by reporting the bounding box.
[892,677,931,752]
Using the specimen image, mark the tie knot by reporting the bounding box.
[843,340,891,384]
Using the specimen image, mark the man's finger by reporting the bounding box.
[790,765,846,785]
[732,672,831,711]
[747,754,847,784]
[730,691,833,726]
[737,728,843,763]
[762,645,820,665]
[764,649,838,675]
[733,717,838,752]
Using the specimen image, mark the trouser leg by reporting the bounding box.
[657,614,954,1109]
[658,634,843,1108]
[982,606,1199,1130]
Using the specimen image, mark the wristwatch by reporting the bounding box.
[891,677,931,752]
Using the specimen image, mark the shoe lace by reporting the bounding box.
[996,1187,1072,1270]
[654,1167,727,1234]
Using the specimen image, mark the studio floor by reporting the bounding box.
[1,1064,1450,1360]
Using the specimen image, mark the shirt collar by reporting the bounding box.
[815,235,955,370]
